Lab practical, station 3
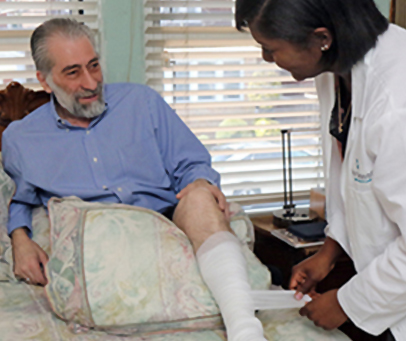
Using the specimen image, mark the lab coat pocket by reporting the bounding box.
[346,186,392,271]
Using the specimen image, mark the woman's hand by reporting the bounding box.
[299,289,348,330]
[289,237,343,298]
[289,252,334,298]
[11,228,48,286]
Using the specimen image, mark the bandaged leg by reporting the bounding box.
[197,231,267,341]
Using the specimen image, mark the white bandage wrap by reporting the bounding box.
[197,231,267,341]
[251,290,311,310]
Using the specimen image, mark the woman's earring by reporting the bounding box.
[321,44,329,52]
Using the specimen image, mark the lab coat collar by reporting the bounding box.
[350,46,376,119]
[351,61,368,119]
[350,25,392,119]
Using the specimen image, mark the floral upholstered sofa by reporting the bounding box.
[0,82,350,340]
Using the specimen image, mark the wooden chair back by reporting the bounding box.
[0,82,50,150]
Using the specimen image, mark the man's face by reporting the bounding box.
[41,35,105,118]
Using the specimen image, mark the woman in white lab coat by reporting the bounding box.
[236,0,406,339]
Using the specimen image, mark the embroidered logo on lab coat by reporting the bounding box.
[352,159,373,183]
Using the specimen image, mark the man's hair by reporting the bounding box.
[235,0,389,73]
[31,18,97,75]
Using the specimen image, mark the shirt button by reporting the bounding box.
[93,157,98,163]
[86,130,90,135]
[66,129,69,132]
[117,187,122,192]
[102,185,108,190]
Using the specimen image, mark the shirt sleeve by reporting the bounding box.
[337,108,406,335]
[2,132,40,236]
[147,88,221,193]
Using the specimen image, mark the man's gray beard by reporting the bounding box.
[46,74,105,119]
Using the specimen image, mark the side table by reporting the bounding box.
[251,215,356,290]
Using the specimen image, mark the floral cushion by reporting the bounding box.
[45,197,271,336]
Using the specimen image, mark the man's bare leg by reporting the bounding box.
[173,187,267,341]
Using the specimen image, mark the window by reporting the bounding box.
[145,0,324,207]
[0,0,101,91]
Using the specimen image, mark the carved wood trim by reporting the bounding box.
[0,82,50,150]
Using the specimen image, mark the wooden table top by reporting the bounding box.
[250,214,323,255]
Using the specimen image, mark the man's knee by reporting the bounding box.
[173,186,227,233]
[177,186,217,211]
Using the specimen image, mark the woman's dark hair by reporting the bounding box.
[236,0,389,73]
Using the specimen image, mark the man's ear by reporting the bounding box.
[312,28,333,51]
[36,71,52,94]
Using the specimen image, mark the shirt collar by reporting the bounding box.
[50,92,109,130]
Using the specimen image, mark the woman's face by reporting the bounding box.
[249,26,328,81]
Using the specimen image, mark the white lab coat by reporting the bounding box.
[316,24,406,340]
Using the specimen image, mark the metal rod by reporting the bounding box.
[287,130,294,208]
[281,129,288,207]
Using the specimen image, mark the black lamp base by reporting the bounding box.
[272,207,316,228]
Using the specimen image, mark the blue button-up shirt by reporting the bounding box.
[2,83,220,235]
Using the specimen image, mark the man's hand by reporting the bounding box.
[176,179,230,219]
[11,228,48,286]
[299,289,348,330]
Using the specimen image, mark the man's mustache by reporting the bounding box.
[75,83,103,100]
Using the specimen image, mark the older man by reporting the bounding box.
[3,19,267,341]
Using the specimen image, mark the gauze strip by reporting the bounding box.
[251,290,312,310]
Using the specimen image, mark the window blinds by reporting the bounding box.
[145,0,324,206]
[0,0,100,91]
